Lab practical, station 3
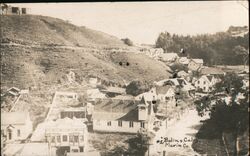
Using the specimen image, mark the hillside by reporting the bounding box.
[1,15,126,47]
[155,26,249,66]
[0,15,171,89]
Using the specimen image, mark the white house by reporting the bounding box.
[92,98,156,134]
[188,59,204,71]
[135,88,157,102]
[155,85,175,103]
[136,85,176,102]
[1,111,33,142]
[45,118,88,154]
[194,75,220,92]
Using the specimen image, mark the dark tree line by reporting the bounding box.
[155,26,249,66]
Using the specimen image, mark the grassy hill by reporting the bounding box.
[0,15,171,89]
[1,15,126,47]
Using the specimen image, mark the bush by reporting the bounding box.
[126,80,151,96]
[121,38,133,46]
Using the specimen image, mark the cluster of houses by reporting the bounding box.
[1,47,249,156]
[0,3,30,15]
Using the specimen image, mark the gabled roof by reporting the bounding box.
[206,75,214,82]
[198,75,213,83]
[176,78,187,86]
[92,97,155,122]
[1,111,29,125]
[156,85,172,94]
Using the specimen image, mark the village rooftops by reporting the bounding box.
[1,111,29,125]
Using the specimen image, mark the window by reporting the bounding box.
[8,130,12,140]
[203,87,206,90]
[17,129,21,137]
[107,121,111,126]
[118,121,122,127]
[62,135,68,142]
[141,122,145,128]
[79,147,84,152]
[204,81,206,85]
[74,136,79,143]
[72,149,79,153]
[197,81,200,84]
[69,135,74,142]
[57,136,61,143]
[129,121,134,128]
[51,136,55,143]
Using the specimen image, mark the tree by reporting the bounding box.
[109,142,129,156]
[126,129,155,156]
[233,45,249,69]
[126,80,151,96]
[194,73,249,155]
[170,63,189,73]
[121,38,133,46]
[155,32,173,52]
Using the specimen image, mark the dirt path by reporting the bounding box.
[150,109,209,156]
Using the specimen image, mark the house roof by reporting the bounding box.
[177,70,188,77]
[159,53,179,61]
[206,75,214,82]
[176,78,187,86]
[155,85,172,94]
[46,117,87,129]
[1,111,29,125]
[191,59,203,64]
[91,98,141,113]
[178,57,190,64]
[92,97,154,122]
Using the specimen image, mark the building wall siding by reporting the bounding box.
[93,120,147,133]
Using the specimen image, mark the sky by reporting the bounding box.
[11,1,249,44]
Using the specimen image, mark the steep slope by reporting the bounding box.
[1,15,126,47]
[0,15,171,89]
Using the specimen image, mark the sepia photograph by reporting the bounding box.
[0,1,249,156]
